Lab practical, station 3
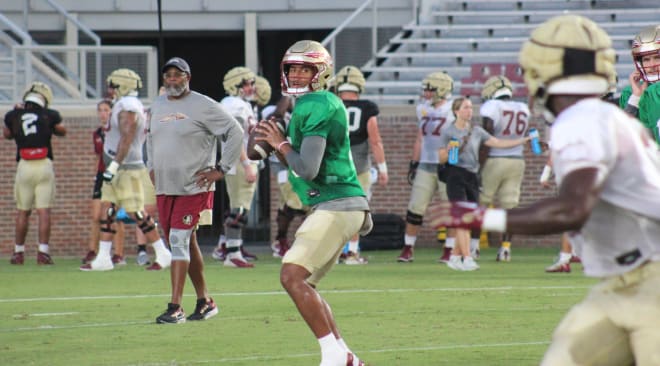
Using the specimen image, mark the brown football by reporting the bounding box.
[247,117,286,160]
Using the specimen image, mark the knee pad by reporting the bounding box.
[135,211,156,234]
[406,210,423,226]
[169,228,192,261]
[224,207,248,229]
[100,204,117,233]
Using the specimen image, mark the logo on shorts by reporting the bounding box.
[182,214,193,226]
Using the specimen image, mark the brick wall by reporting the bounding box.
[0,105,560,258]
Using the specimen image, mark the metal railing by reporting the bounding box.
[11,45,158,104]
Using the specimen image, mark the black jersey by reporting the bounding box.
[343,99,379,146]
[4,105,62,161]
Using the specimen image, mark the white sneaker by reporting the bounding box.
[496,247,511,262]
[136,250,150,266]
[446,255,464,271]
[80,256,114,271]
[344,251,368,265]
[462,256,480,271]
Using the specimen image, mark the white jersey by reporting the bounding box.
[417,101,455,164]
[480,99,531,157]
[104,94,146,167]
[551,98,660,277]
[221,95,257,149]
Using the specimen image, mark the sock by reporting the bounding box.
[436,227,447,241]
[347,240,359,253]
[318,333,344,366]
[137,244,147,253]
[14,244,25,253]
[470,238,480,253]
[559,252,572,263]
[38,243,49,254]
[337,338,352,353]
[404,234,416,247]
[501,241,511,249]
[445,237,455,249]
[99,241,113,258]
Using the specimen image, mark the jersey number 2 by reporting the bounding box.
[21,113,39,136]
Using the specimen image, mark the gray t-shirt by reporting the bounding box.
[147,91,243,195]
[439,123,492,173]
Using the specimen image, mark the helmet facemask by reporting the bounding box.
[421,72,453,104]
[106,68,142,100]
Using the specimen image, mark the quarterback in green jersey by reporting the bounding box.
[256,40,371,366]
[619,25,660,144]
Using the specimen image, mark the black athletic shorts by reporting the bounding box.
[445,165,479,203]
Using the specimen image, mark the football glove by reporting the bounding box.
[407,160,419,185]
[103,161,119,182]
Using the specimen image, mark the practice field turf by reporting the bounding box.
[0,247,596,366]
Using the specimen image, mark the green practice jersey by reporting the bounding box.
[619,84,660,144]
[287,90,365,206]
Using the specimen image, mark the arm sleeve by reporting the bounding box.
[284,135,326,181]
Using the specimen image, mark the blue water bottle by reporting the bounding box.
[528,128,542,155]
[448,137,460,165]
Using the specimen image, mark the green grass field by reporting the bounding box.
[0,247,596,366]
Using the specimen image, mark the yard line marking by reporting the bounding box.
[119,341,551,365]
[13,312,78,317]
[0,285,590,303]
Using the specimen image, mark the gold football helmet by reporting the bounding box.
[631,25,660,83]
[481,75,513,100]
[223,66,256,98]
[254,76,272,107]
[422,72,453,103]
[107,68,142,98]
[23,81,53,108]
[335,65,366,94]
[280,40,333,96]
[518,15,615,101]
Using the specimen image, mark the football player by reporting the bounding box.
[619,24,660,145]
[397,72,456,263]
[431,15,660,365]
[334,65,388,265]
[4,82,66,265]
[478,75,531,262]
[211,66,259,268]
[255,40,370,366]
[81,69,172,272]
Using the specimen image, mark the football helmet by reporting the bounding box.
[254,76,271,107]
[422,72,453,103]
[22,81,53,108]
[106,68,142,98]
[631,25,660,83]
[335,65,366,94]
[280,40,333,96]
[481,75,513,100]
[223,66,256,98]
[518,15,615,101]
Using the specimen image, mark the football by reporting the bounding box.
[247,116,286,160]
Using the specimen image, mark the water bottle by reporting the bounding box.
[448,137,460,165]
[528,128,542,155]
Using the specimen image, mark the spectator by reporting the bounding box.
[3,82,66,265]
[335,65,388,265]
[149,57,243,323]
[256,40,371,366]
[438,97,529,271]
[432,15,660,364]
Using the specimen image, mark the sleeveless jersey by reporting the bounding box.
[479,98,530,157]
[4,105,62,161]
[550,98,660,277]
[104,95,146,167]
[344,99,379,174]
[287,91,365,206]
[417,101,455,164]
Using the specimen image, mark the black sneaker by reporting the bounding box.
[156,303,186,324]
[187,298,219,321]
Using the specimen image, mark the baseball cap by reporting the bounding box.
[161,57,191,74]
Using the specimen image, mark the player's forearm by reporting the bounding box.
[285,136,324,181]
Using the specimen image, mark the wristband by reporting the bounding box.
[377,162,388,174]
[106,160,119,175]
[482,208,507,232]
[539,164,552,183]
[277,140,290,153]
[627,94,640,107]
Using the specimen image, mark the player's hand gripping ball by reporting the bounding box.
[247,116,286,160]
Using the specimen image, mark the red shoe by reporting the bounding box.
[211,243,227,261]
[438,246,452,263]
[240,246,258,261]
[223,256,254,268]
[146,262,165,271]
[37,252,54,265]
[570,255,582,263]
[276,243,290,258]
[545,262,570,273]
[346,352,365,366]
[82,250,96,264]
[111,254,126,265]
[10,251,24,265]
[397,245,414,262]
